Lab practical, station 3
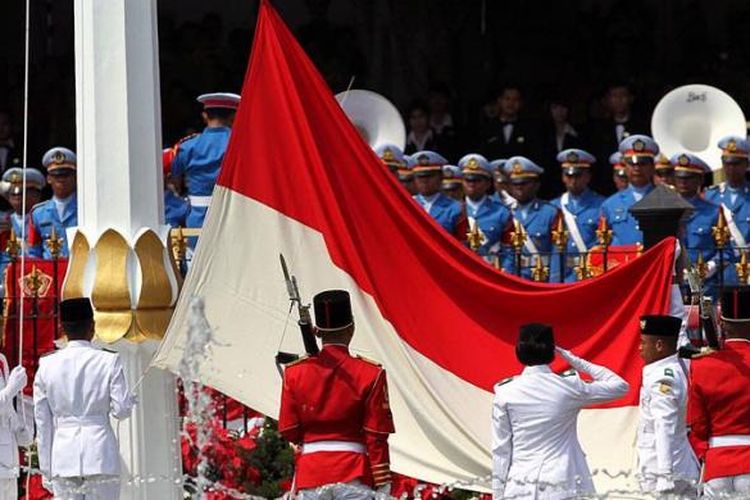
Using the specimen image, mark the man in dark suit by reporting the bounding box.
[479,85,540,164]
[538,98,585,200]
[588,83,650,196]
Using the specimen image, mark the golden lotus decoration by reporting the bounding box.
[61,228,178,343]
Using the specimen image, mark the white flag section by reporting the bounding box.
[153,190,640,491]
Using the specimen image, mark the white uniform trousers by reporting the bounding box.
[639,478,697,498]
[0,478,17,500]
[51,475,119,500]
[704,474,750,498]
[297,480,373,500]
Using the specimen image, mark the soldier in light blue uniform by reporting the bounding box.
[671,153,720,296]
[162,147,188,227]
[501,156,559,279]
[2,167,45,240]
[704,136,750,286]
[164,190,188,228]
[28,147,78,259]
[441,164,464,202]
[170,92,240,238]
[550,149,605,282]
[458,154,511,261]
[0,167,45,281]
[609,152,629,192]
[412,150,466,239]
[489,159,517,209]
[374,143,406,177]
[600,135,658,245]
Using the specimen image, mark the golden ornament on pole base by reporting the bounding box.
[62,229,179,343]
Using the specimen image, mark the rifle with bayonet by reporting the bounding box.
[680,264,720,358]
[276,254,320,365]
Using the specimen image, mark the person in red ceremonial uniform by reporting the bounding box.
[688,285,750,498]
[278,289,395,498]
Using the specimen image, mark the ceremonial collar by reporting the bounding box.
[66,340,92,348]
[644,353,678,374]
[521,365,552,376]
[465,195,488,212]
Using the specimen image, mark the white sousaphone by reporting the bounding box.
[335,89,406,151]
[652,84,747,172]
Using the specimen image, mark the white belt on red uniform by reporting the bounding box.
[301,440,366,455]
[709,435,750,448]
[188,195,212,208]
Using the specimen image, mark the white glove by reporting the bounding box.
[42,475,53,493]
[375,482,391,499]
[655,475,674,493]
[6,366,27,395]
[555,347,580,366]
[705,260,717,279]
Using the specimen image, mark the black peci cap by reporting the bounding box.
[60,297,94,322]
[639,315,681,337]
[313,290,353,332]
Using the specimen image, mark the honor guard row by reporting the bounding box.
[375,134,750,285]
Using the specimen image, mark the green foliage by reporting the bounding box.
[243,419,294,498]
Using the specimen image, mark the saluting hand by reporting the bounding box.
[7,365,27,395]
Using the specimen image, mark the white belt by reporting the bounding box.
[188,195,212,208]
[709,435,750,448]
[301,440,366,455]
[55,415,109,428]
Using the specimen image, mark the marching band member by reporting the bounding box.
[654,153,676,187]
[411,150,466,239]
[550,149,605,282]
[600,135,658,245]
[609,152,629,192]
[501,157,558,279]
[458,154,511,260]
[704,136,750,286]
[28,147,78,259]
[170,92,240,241]
[489,159,517,210]
[671,153,720,296]
[441,164,464,202]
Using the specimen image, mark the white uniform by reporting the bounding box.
[33,340,134,499]
[637,353,700,496]
[0,354,31,500]
[491,348,629,500]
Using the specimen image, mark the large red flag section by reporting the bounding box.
[155,0,675,489]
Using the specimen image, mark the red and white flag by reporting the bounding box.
[154,0,676,490]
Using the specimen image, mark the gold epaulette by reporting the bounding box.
[496,376,514,387]
[559,369,577,377]
[175,132,200,146]
[100,348,117,354]
[356,355,382,367]
[285,355,309,367]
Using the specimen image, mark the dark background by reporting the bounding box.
[2,0,750,170]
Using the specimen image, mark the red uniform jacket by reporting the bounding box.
[278,344,395,490]
[687,339,750,481]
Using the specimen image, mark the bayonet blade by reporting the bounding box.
[279,253,297,301]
